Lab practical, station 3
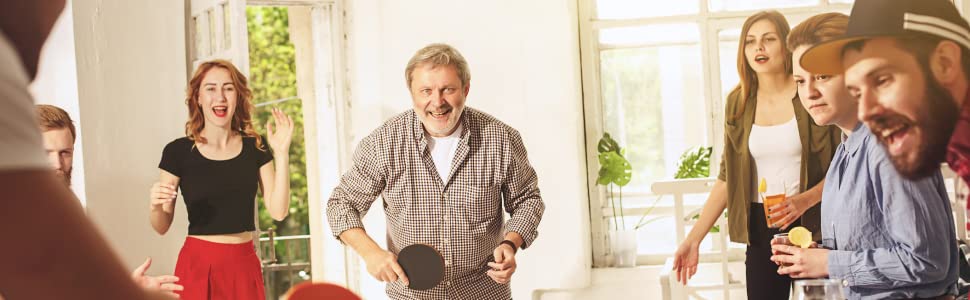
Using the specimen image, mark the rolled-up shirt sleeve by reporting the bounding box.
[326,135,386,241]
[501,129,545,249]
[828,146,955,290]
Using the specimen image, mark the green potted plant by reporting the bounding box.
[596,133,719,267]
[596,133,636,267]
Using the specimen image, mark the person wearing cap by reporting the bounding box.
[770,12,958,300]
[801,0,970,230]
[326,43,545,300]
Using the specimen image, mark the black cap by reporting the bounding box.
[801,0,970,74]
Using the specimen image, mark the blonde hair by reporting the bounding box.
[405,43,471,89]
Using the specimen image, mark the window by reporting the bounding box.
[598,23,707,191]
[596,0,698,20]
[579,0,853,266]
[709,0,818,12]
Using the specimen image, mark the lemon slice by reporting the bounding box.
[789,226,813,248]
[759,178,767,194]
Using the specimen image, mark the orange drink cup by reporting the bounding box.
[764,193,785,227]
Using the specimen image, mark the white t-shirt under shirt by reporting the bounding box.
[427,124,463,184]
[0,32,48,171]
[748,117,802,203]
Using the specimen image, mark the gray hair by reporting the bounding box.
[405,43,471,89]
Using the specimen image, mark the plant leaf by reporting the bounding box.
[674,146,713,179]
[597,133,621,154]
[599,151,632,187]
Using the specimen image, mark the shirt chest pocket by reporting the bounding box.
[455,184,502,223]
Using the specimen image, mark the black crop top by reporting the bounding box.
[158,136,273,235]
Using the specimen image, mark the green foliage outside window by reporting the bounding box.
[247,6,310,298]
[248,6,308,238]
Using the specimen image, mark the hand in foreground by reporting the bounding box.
[767,192,813,230]
[131,257,183,297]
[672,239,700,285]
[770,244,829,279]
[149,182,177,209]
[362,249,409,286]
[487,243,517,284]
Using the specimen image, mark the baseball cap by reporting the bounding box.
[800,0,970,74]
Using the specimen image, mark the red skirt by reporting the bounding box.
[174,237,266,300]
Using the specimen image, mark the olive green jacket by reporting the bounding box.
[718,88,841,243]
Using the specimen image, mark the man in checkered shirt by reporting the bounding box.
[326,43,545,300]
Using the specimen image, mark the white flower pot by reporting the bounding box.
[609,230,637,268]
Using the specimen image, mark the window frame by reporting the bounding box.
[579,0,853,266]
[237,0,352,290]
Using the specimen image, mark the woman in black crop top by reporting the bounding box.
[149,60,294,300]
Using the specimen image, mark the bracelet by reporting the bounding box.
[500,240,518,254]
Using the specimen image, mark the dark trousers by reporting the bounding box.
[746,203,792,300]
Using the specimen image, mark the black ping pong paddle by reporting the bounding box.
[397,244,445,290]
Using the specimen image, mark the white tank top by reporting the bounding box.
[748,117,802,203]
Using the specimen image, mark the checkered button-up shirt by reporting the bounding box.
[327,107,545,300]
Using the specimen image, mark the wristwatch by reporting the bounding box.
[500,240,518,254]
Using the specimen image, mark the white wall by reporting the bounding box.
[343,1,591,299]
[72,0,189,275]
[30,0,86,206]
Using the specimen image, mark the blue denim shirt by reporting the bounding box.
[821,123,958,300]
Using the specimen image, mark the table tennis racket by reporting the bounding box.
[397,244,445,290]
[283,282,361,300]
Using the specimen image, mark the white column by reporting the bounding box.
[72,0,189,274]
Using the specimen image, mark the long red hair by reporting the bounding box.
[184,59,263,150]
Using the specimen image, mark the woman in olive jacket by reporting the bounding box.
[671,10,841,300]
